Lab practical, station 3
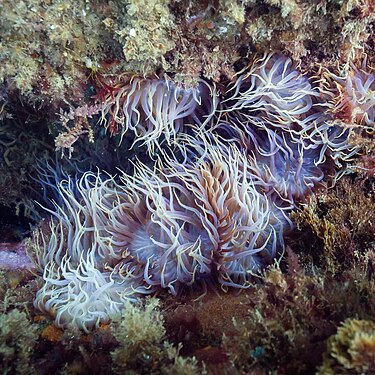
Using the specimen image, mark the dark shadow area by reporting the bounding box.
[0,204,34,242]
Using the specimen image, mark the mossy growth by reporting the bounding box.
[319,318,375,374]
[0,0,117,103]
[0,264,41,373]
[0,0,373,109]
[291,177,375,274]
[0,309,39,375]
[111,298,166,371]
[158,238,374,374]
[0,268,39,316]
[245,0,374,68]
[104,0,177,75]
[111,298,199,375]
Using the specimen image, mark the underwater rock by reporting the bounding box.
[0,242,34,270]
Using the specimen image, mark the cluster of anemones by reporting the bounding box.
[30,52,372,330]
[30,140,290,331]
[215,52,368,203]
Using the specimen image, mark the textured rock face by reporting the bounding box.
[0,242,34,270]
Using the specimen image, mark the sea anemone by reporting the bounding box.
[298,118,361,172]
[97,74,218,154]
[199,144,291,289]
[102,161,218,296]
[211,52,327,203]
[213,114,361,204]
[221,52,320,131]
[32,158,86,211]
[117,141,290,291]
[212,52,364,202]
[30,138,291,330]
[325,58,374,127]
[34,246,143,332]
[30,173,151,331]
[242,126,325,203]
